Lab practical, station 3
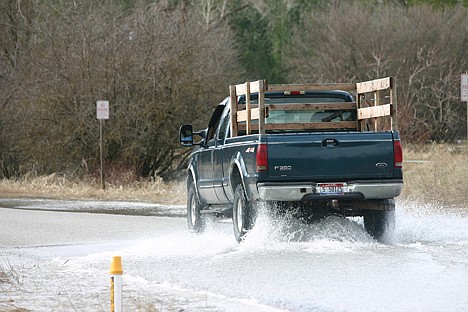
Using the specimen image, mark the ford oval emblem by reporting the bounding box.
[375,162,388,168]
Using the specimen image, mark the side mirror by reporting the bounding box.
[179,124,194,147]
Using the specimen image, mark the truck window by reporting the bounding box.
[216,106,231,143]
[238,94,356,130]
[260,96,355,125]
[205,104,226,144]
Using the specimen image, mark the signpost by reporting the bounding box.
[462,74,468,141]
[97,100,109,190]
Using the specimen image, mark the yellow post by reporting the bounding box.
[110,256,123,312]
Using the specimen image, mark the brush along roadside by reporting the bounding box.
[0,144,466,209]
[402,143,467,210]
[0,174,186,205]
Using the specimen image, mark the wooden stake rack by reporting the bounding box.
[229,77,397,137]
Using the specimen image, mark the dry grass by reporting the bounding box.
[401,143,468,208]
[0,143,466,208]
[0,174,186,205]
[0,262,29,312]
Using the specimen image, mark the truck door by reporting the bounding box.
[197,140,218,204]
[196,104,225,205]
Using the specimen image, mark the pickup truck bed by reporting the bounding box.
[180,78,403,242]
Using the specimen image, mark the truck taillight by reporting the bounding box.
[394,140,403,168]
[256,144,268,172]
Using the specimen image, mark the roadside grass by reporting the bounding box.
[0,262,29,312]
[401,143,467,210]
[0,174,186,205]
[0,143,466,209]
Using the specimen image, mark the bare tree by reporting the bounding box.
[1,0,242,179]
[287,2,468,142]
[0,0,36,177]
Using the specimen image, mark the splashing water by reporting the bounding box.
[230,199,468,250]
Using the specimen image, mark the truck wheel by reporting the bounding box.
[363,199,395,240]
[232,184,255,243]
[187,182,205,233]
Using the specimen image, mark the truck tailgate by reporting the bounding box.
[266,132,395,181]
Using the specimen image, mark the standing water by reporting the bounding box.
[0,199,467,311]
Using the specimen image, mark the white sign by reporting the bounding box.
[96,100,109,119]
[462,74,468,101]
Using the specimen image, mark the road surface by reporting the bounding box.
[0,198,467,311]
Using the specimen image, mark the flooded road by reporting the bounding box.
[0,199,467,311]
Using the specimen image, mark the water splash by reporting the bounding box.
[236,203,376,253]
[395,200,468,244]
[235,200,468,249]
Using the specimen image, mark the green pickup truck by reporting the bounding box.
[179,77,403,242]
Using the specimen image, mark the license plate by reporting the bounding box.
[318,183,347,195]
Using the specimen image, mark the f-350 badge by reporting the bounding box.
[274,165,292,171]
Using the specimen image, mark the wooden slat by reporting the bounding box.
[238,104,259,110]
[258,80,266,134]
[237,108,260,122]
[265,121,358,130]
[390,77,397,130]
[239,102,356,110]
[268,83,356,92]
[356,77,391,94]
[267,102,356,111]
[229,85,238,137]
[374,90,380,130]
[238,121,358,131]
[246,82,251,134]
[250,80,261,94]
[235,82,248,96]
[356,93,363,131]
[235,80,262,95]
[358,104,391,120]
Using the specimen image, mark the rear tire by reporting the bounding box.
[363,199,395,240]
[187,182,205,233]
[232,185,255,243]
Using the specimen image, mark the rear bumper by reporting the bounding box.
[257,180,403,201]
